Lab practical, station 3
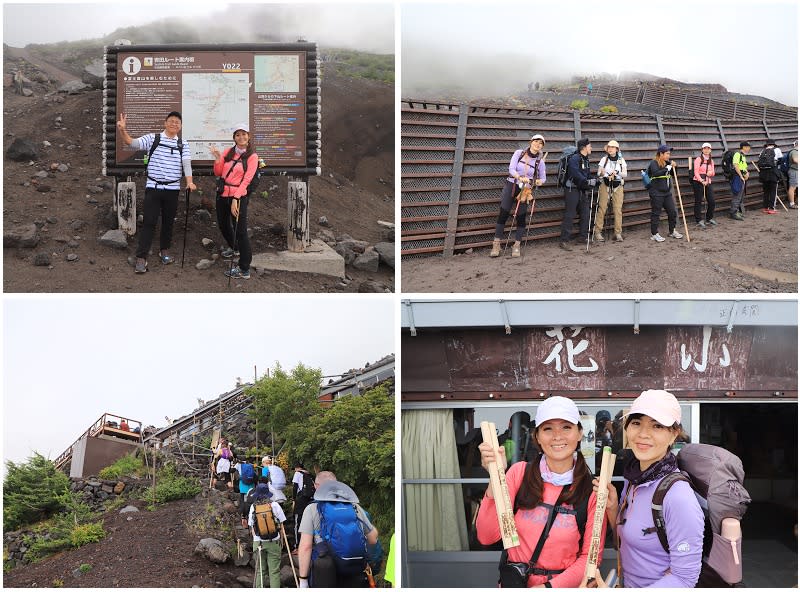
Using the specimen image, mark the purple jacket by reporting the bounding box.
[508,149,546,184]
[618,470,704,588]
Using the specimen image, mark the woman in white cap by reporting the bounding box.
[691,143,717,229]
[490,135,547,258]
[596,390,703,587]
[476,396,605,587]
[210,123,259,280]
[593,140,628,242]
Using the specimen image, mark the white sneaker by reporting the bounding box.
[669,230,683,239]
[650,233,665,242]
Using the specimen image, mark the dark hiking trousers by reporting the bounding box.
[136,188,179,259]
[649,191,677,235]
[494,181,528,242]
[692,181,715,222]
[216,194,252,271]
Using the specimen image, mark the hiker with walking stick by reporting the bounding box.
[691,143,717,229]
[728,142,751,221]
[593,140,627,242]
[211,123,259,280]
[248,476,287,588]
[490,134,547,258]
[117,111,196,274]
[645,145,683,243]
[756,139,783,214]
[559,137,597,251]
[476,396,606,587]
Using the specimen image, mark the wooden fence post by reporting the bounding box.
[444,104,469,257]
[287,178,310,252]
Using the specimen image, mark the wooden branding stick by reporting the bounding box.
[584,446,616,583]
[480,421,520,549]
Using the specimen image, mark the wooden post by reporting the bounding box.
[584,446,616,583]
[287,178,310,252]
[115,176,137,235]
[479,421,520,549]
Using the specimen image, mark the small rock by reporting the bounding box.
[36,185,51,193]
[58,80,89,94]
[373,242,395,269]
[317,229,336,244]
[211,253,220,261]
[55,116,63,124]
[194,538,229,564]
[465,248,474,254]
[6,138,39,161]
[202,238,215,248]
[352,248,380,272]
[33,253,51,266]
[196,259,214,270]
[99,229,128,249]
[236,575,251,587]
[357,280,385,293]
[46,216,58,224]
[33,171,49,179]
[68,240,79,248]
[66,254,79,262]
[114,482,125,494]
[318,216,330,227]
[119,505,139,514]
[4,224,40,248]
[87,185,104,194]
[197,210,212,223]
[21,87,33,97]
[42,141,52,148]
[69,220,86,231]
[57,163,69,173]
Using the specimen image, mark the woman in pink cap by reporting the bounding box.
[691,143,716,229]
[476,396,605,587]
[597,389,703,587]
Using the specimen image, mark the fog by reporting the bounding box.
[3,3,394,53]
[402,0,797,106]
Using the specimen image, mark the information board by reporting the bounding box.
[103,43,321,177]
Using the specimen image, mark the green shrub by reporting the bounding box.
[22,492,105,562]
[570,99,589,111]
[600,105,618,114]
[3,453,71,531]
[98,453,144,480]
[70,523,105,547]
[52,579,64,588]
[79,563,92,573]
[144,465,201,504]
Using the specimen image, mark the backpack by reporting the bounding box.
[221,447,231,460]
[778,151,791,176]
[144,132,185,185]
[556,146,578,188]
[240,462,256,486]
[647,444,751,587]
[641,168,653,189]
[314,501,369,575]
[218,148,262,196]
[297,472,316,502]
[253,500,279,539]
[721,150,737,179]
[757,147,776,171]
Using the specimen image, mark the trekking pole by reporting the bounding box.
[181,188,190,268]
[228,206,240,289]
[502,196,521,258]
[775,180,788,211]
[671,166,691,242]
[281,524,299,587]
[521,152,547,260]
[587,185,599,253]
[583,446,616,586]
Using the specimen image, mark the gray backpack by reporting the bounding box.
[647,443,751,587]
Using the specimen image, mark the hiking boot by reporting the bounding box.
[789,202,798,209]
[224,266,250,279]
[489,238,501,257]
[696,220,706,229]
[766,209,778,214]
[614,233,624,242]
[159,251,175,265]
[730,212,744,221]
[707,219,718,226]
[593,231,605,242]
[669,230,683,239]
[511,241,521,258]
[650,233,665,242]
[559,241,573,251]
[220,247,236,259]
[134,258,148,274]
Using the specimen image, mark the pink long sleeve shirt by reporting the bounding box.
[476,461,606,588]
[213,149,259,199]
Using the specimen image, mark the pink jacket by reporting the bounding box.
[693,156,715,183]
[213,149,259,199]
[476,461,605,588]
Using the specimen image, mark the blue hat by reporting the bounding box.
[253,483,272,500]
[657,144,672,153]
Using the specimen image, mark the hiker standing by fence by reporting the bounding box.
[729,142,751,220]
[757,139,782,214]
[560,137,597,251]
[597,390,703,587]
[788,141,799,209]
[476,396,605,587]
[248,477,287,588]
[646,145,683,242]
[210,123,259,280]
[489,135,547,258]
[692,143,717,229]
[117,111,196,274]
[593,140,627,242]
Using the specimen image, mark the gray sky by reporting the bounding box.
[2,2,395,53]
[402,0,798,106]
[3,296,394,471]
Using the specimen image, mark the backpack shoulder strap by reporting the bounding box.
[574,493,589,550]
[646,472,692,554]
[147,133,161,163]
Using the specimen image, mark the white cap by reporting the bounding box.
[232,123,250,135]
[530,134,546,143]
[625,389,682,427]
[701,142,712,149]
[535,396,580,427]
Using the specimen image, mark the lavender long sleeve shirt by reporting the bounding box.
[618,471,704,588]
[507,149,547,184]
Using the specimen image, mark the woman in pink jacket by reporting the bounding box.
[692,143,716,229]
[211,123,259,280]
[477,397,605,588]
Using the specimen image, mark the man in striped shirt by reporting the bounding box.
[117,111,196,273]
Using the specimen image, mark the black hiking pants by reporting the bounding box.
[136,188,179,259]
[649,190,677,235]
[692,181,715,222]
[560,187,590,242]
[216,194,252,271]
[494,181,528,242]
[761,177,778,209]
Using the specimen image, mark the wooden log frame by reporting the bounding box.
[480,421,520,549]
[584,446,616,583]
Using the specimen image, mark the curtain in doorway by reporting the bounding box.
[402,409,469,551]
